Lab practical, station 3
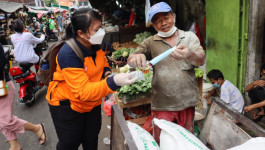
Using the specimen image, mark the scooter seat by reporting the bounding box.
[19,62,33,68]
[19,63,34,73]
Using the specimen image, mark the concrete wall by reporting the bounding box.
[246,0,265,104]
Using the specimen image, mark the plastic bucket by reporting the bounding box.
[202,83,213,97]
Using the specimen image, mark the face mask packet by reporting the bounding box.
[130,71,146,81]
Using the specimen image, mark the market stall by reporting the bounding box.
[0,2,25,45]
[27,6,48,18]
[0,2,24,29]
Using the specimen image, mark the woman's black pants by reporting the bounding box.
[49,101,102,150]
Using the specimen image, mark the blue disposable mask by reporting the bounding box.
[212,83,220,88]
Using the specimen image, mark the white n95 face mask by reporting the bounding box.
[87,28,105,45]
[157,26,177,38]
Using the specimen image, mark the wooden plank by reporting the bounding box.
[208,111,251,150]
[114,92,151,111]
[197,76,203,97]
[212,97,265,137]
[110,105,138,150]
[200,101,252,149]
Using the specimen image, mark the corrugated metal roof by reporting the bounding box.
[0,1,23,13]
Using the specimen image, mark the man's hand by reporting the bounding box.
[253,80,265,87]
[244,105,256,112]
[127,54,146,68]
[203,94,211,100]
[171,44,192,60]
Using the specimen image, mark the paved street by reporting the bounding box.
[0,41,111,150]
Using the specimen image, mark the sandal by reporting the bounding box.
[39,123,47,145]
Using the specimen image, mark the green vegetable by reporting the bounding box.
[195,68,204,78]
[122,51,128,57]
[133,31,152,44]
[118,71,152,100]
[112,47,137,60]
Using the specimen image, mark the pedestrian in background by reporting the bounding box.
[56,12,64,37]
[46,8,136,150]
[0,43,46,150]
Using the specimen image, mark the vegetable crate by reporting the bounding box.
[114,92,151,127]
[120,93,151,104]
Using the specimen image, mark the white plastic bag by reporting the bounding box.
[189,22,196,34]
[153,118,209,150]
[228,137,265,150]
[127,121,160,150]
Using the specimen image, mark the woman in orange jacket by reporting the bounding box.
[46,8,136,150]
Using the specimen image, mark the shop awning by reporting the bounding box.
[27,7,48,18]
[0,2,23,13]
[28,6,49,11]
[52,4,69,10]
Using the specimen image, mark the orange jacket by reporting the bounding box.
[46,40,118,113]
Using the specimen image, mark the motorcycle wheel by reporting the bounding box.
[24,88,36,106]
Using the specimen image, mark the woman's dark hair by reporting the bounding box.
[12,19,24,33]
[63,8,101,40]
[207,69,224,80]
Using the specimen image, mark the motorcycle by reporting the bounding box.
[3,45,13,72]
[9,45,44,106]
[44,26,58,42]
[33,29,49,51]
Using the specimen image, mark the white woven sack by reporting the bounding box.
[127,121,160,150]
[153,118,209,150]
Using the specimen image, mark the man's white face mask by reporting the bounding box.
[157,19,177,38]
[85,28,105,45]
[157,26,177,38]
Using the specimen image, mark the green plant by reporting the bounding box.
[45,0,58,7]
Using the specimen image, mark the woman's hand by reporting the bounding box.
[114,72,137,86]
